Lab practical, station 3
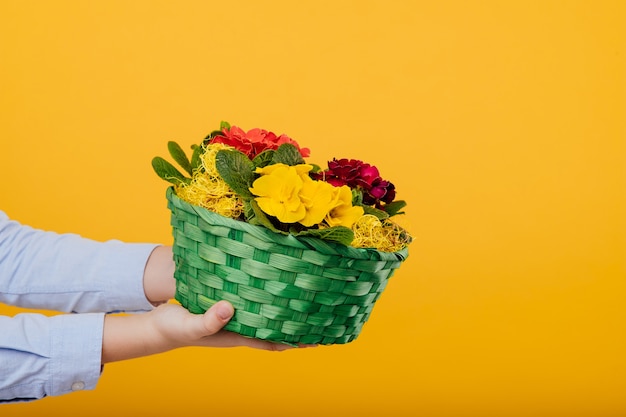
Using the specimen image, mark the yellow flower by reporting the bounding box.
[255,163,313,177]
[325,185,365,228]
[249,164,306,223]
[298,178,336,227]
[250,163,363,228]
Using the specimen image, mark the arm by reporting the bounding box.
[0,210,157,314]
[0,214,296,402]
[105,244,292,363]
[102,301,291,363]
[0,300,290,402]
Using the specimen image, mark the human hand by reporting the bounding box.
[148,301,296,351]
[102,300,299,364]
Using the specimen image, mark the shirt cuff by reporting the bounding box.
[0,312,105,402]
[49,313,105,397]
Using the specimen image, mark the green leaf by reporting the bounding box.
[383,200,407,217]
[296,226,354,246]
[190,144,203,172]
[272,143,305,166]
[204,130,222,141]
[309,163,322,174]
[220,120,231,130]
[167,141,192,175]
[215,149,256,199]
[352,189,364,206]
[362,205,390,220]
[252,149,275,168]
[246,200,283,233]
[151,157,190,185]
[243,200,256,222]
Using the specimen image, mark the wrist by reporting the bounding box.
[143,245,176,306]
[102,307,180,364]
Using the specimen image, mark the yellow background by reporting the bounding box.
[1,1,624,416]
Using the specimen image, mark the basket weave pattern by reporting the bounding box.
[167,187,408,345]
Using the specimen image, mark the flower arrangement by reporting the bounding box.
[152,121,411,252]
[152,121,411,345]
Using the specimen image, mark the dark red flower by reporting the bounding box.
[366,178,396,206]
[315,158,397,209]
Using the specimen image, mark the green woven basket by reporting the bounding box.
[166,186,409,345]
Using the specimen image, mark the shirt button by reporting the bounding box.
[71,381,86,391]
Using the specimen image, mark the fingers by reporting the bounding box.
[180,301,320,351]
[179,300,234,340]
[205,332,296,351]
[200,300,235,335]
[196,324,319,351]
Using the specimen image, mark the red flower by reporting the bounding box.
[208,126,310,159]
[315,158,396,208]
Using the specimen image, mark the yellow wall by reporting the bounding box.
[1,1,624,416]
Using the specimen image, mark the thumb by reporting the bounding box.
[193,300,234,337]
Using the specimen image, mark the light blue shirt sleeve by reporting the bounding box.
[0,210,160,401]
[0,313,104,401]
[0,210,158,313]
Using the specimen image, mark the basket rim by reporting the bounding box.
[166,186,409,261]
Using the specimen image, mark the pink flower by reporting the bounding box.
[315,158,396,208]
[208,126,310,159]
